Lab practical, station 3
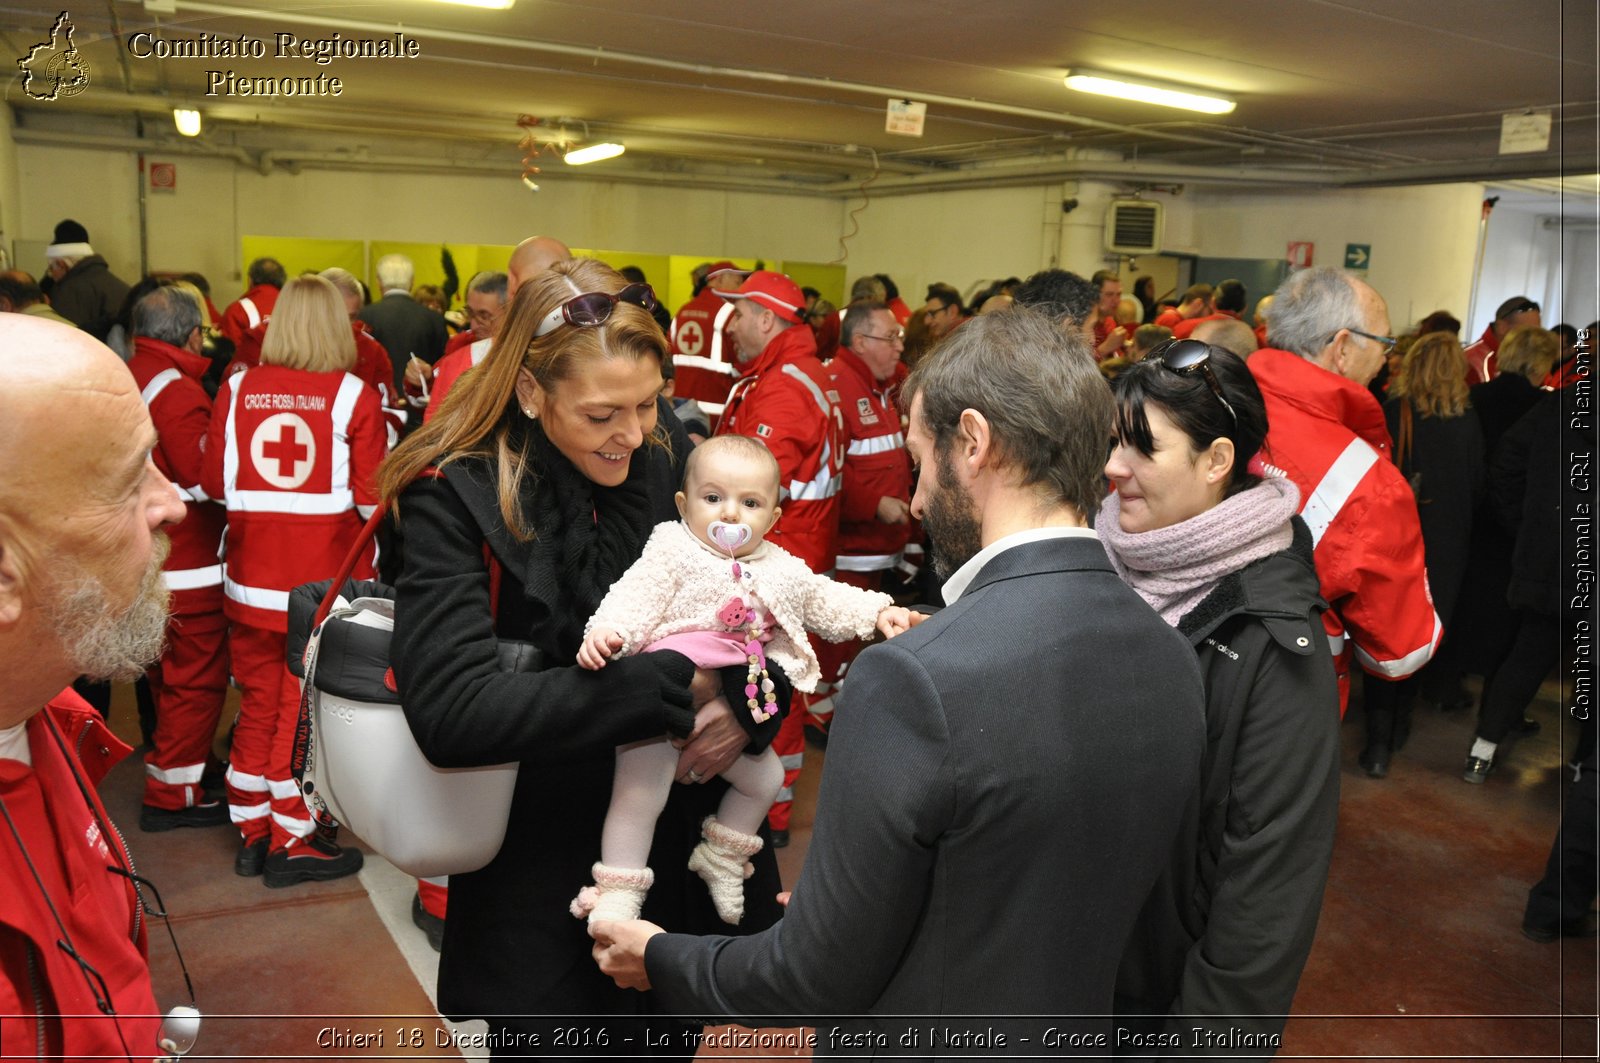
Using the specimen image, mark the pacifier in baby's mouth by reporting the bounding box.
[708,520,753,553]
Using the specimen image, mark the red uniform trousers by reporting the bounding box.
[225,622,312,852]
[417,877,449,919]
[804,568,881,728]
[143,608,229,810]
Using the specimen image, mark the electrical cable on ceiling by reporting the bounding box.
[833,148,880,265]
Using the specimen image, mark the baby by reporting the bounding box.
[573,434,911,924]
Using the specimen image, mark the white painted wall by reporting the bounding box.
[11,142,845,301]
[839,178,1142,308]
[1165,183,1487,334]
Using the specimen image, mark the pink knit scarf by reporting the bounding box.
[1095,476,1302,627]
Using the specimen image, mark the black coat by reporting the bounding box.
[358,292,447,393]
[1453,376,1545,660]
[1492,389,1594,615]
[49,255,130,340]
[390,405,784,1035]
[1117,520,1340,1052]
[1384,398,1483,627]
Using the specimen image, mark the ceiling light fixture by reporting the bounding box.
[172,108,202,136]
[434,0,515,9]
[1063,70,1235,115]
[563,142,625,166]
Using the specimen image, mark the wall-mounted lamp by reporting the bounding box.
[1064,69,1235,115]
[173,108,202,136]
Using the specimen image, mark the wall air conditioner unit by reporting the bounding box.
[1105,199,1163,255]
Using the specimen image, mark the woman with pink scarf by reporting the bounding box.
[1100,340,1341,1050]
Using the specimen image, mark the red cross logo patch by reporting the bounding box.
[676,320,705,357]
[250,413,316,489]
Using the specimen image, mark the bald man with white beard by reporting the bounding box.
[0,316,188,1058]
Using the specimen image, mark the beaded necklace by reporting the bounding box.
[709,521,780,723]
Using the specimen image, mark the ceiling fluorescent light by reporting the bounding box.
[1064,70,1235,115]
[564,143,625,166]
[434,0,515,8]
[173,108,202,136]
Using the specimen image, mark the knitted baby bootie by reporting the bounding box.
[569,862,654,924]
[687,816,763,925]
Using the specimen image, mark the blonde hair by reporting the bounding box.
[1389,331,1468,418]
[168,280,212,328]
[1496,326,1559,385]
[260,275,356,373]
[377,258,669,539]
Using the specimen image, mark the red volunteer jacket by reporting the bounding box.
[670,289,738,418]
[202,365,385,632]
[219,283,279,347]
[227,321,403,442]
[0,692,161,1061]
[1154,308,1184,330]
[716,325,842,574]
[126,336,227,616]
[1250,348,1441,711]
[1172,309,1244,340]
[1462,324,1500,386]
[830,346,913,570]
[424,337,491,423]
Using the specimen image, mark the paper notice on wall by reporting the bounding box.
[886,99,927,137]
[1499,112,1551,155]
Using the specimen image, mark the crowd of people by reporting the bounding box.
[0,218,1592,1059]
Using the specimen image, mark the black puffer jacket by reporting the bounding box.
[1117,519,1341,1055]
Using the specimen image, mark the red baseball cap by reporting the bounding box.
[715,270,805,324]
[704,261,745,280]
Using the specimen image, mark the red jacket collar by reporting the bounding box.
[737,322,818,380]
[1251,347,1392,453]
[831,345,876,391]
[1477,323,1500,353]
[130,335,211,381]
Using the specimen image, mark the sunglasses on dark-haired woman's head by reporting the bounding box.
[1152,338,1238,426]
[534,282,657,338]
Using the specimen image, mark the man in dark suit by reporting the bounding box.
[592,308,1206,1055]
[357,253,446,428]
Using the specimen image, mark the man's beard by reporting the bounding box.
[41,536,172,682]
[923,446,983,580]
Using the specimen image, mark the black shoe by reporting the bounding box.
[412,893,445,952]
[803,723,830,750]
[1522,913,1599,943]
[1358,746,1390,779]
[235,838,268,877]
[262,835,364,888]
[770,828,790,849]
[1462,754,1494,784]
[1518,716,1542,737]
[140,801,230,832]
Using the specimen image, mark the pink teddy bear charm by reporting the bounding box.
[717,597,751,630]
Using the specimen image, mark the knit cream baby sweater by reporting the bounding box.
[586,521,892,692]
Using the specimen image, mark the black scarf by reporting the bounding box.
[521,421,657,645]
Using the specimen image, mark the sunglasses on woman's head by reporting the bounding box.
[534,282,658,338]
[1152,338,1238,427]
